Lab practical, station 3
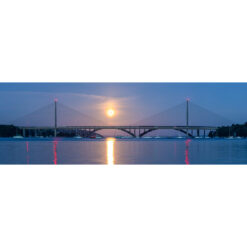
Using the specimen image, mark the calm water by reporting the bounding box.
[0,138,247,164]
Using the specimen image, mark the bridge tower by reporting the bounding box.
[54,99,57,137]
[186,98,189,137]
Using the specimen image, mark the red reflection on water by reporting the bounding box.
[53,140,58,165]
[26,141,29,164]
[185,139,191,165]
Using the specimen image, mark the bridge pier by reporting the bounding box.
[204,129,206,138]
[197,129,199,137]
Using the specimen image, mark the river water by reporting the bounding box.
[0,137,247,164]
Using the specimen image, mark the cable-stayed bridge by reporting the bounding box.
[12,99,231,138]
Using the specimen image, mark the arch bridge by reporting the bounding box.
[20,125,217,138]
[17,99,219,138]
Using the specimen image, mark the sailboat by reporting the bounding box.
[13,129,24,138]
[74,135,82,139]
[13,135,24,139]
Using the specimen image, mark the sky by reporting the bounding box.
[0,83,247,125]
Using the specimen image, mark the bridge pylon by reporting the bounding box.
[54,99,57,137]
[186,98,189,137]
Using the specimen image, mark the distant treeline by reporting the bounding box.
[0,125,19,137]
[209,122,247,137]
[0,125,54,137]
[0,125,95,137]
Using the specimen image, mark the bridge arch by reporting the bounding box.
[174,128,194,138]
[88,128,136,138]
[118,128,136,137]
[140,128,194,138]
[139,128,156,137]
[90,127,195,138]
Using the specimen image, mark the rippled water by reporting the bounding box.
[0,138,247,164]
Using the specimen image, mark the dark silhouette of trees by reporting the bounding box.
[209,123,247,137]
[0,125,19,137]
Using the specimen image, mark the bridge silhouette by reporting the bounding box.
[13,99,229,138]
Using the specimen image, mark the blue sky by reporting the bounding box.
[0,83,246,125]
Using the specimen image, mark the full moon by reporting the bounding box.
[107,109,115,117]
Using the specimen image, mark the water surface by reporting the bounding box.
[0,138,247,164]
